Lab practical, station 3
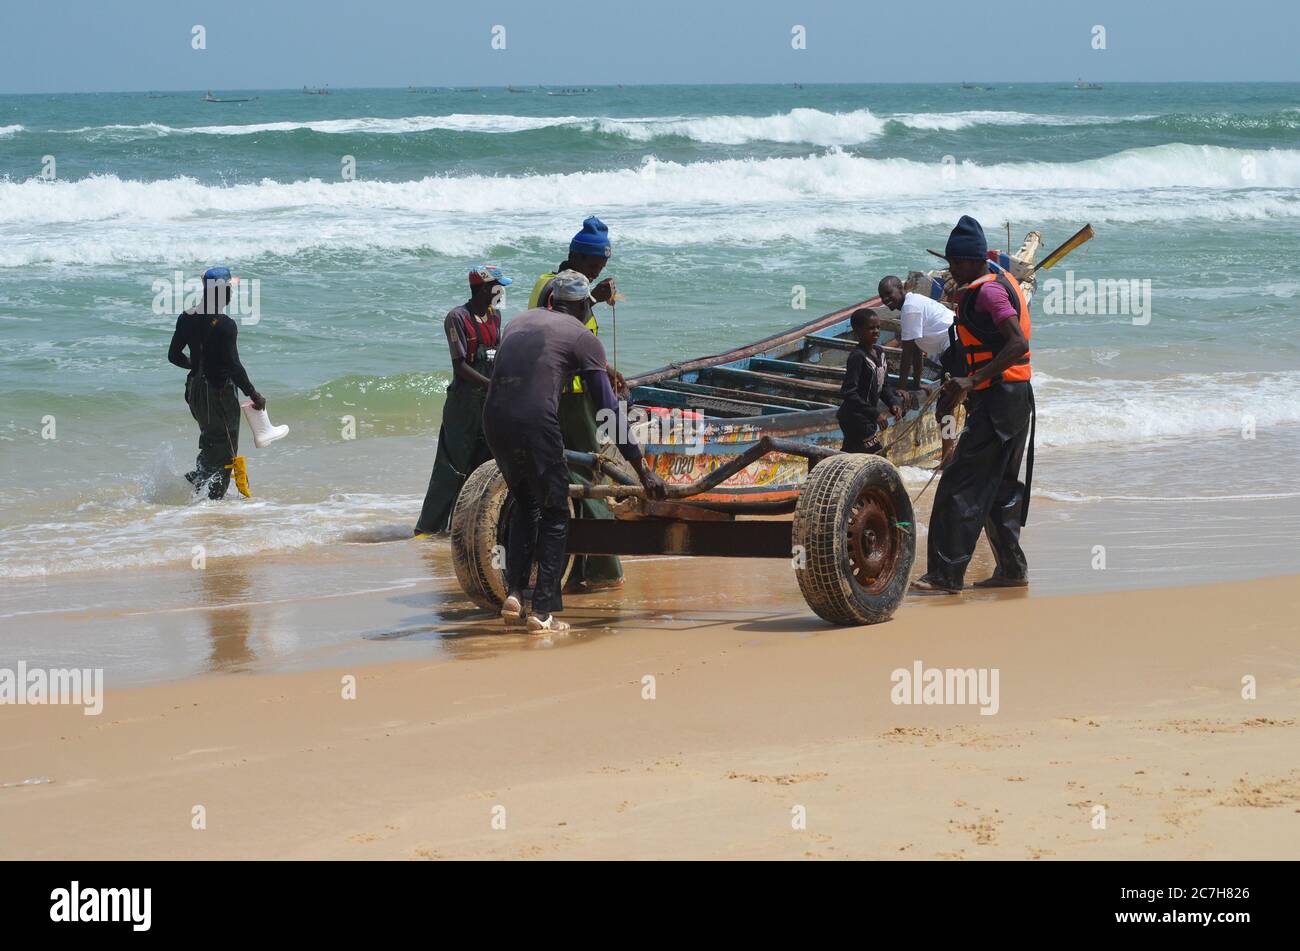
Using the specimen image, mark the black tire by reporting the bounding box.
[449,459,576,611]
[450,459,510,610]
[792,454,915,625]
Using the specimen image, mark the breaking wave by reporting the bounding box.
[33,107,1164,145]
[3,144,1298,266]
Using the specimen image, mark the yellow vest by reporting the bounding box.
[529,271,599,393]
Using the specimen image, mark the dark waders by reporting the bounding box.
[925,380,1034,588]
[558,389,623,587]
[415,346,494,534]
[186,375,241,500]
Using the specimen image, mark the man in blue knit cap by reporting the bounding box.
[912,215,1035,594]
[527,216,626,592]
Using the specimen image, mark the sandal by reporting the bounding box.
[526,613,571,634]
[501,592,529,624]
[910,576,962,595]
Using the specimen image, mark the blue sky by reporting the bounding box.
[1,0,1297,93]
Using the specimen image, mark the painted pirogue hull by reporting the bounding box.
[626,231,1045,512]
[627,297,955,513]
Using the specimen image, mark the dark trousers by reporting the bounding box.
[925,381,1032,588]
[837,412,883,454]
[415,382,491,534]
[494,444,570,617]
[558,390,622,585]
[186,376,241,500]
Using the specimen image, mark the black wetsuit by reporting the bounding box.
[169,310,255,394]
[168,310,256,499]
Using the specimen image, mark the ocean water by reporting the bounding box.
[2,83,1299,581]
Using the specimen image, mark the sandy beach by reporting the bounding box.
[4,11,1300,873]
[3,561,1297,860]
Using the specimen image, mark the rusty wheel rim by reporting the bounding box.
[847,486,898,593]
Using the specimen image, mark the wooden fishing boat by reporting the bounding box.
[626,230,1057,513]
[452,226,1092,625]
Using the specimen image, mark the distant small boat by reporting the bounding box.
[961,82,994,91]
[302,85,330,95]
[1072,79,1104,90]
[547,87,595,96]
[506,85,530,94]
[202,90,255,103]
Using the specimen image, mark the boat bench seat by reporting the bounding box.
[630,385,798,418]
[701,365,842,399]
[656,379,835,412]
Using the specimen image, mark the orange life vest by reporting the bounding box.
[953,268,1032,390]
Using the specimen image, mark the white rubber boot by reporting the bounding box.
[241,400,290,448]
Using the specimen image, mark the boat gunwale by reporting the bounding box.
[627,297,880,389]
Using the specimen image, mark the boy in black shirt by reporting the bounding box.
[837,308,904,454]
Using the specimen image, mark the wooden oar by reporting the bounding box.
[1033,223,1095,273]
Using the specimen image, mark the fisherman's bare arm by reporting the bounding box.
[902,339,924,390]
[453,358,491,388]
[607,364,628,397]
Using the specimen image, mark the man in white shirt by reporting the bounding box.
[879,274,960,467]
[878,275,955,389]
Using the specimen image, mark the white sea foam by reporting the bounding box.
[57,114,584,137]
[0,491,419,579]
[597,108,889,144]
[890,110,1136,131]
[2,145,1298,267]
[4,145,1299,225]
[43,108,1157,145]
[185,113,582,135]
[0,124,24,137]
[1032,370,1300,448]
[1035,488,1300,503]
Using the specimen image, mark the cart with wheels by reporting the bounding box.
[449,436,915,626]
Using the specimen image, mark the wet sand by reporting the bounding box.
[7,483,1300,688]
[2,568,1298,860]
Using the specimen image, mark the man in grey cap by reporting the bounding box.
[483,270,665,634]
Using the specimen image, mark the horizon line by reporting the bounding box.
[4,79,1300,97]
